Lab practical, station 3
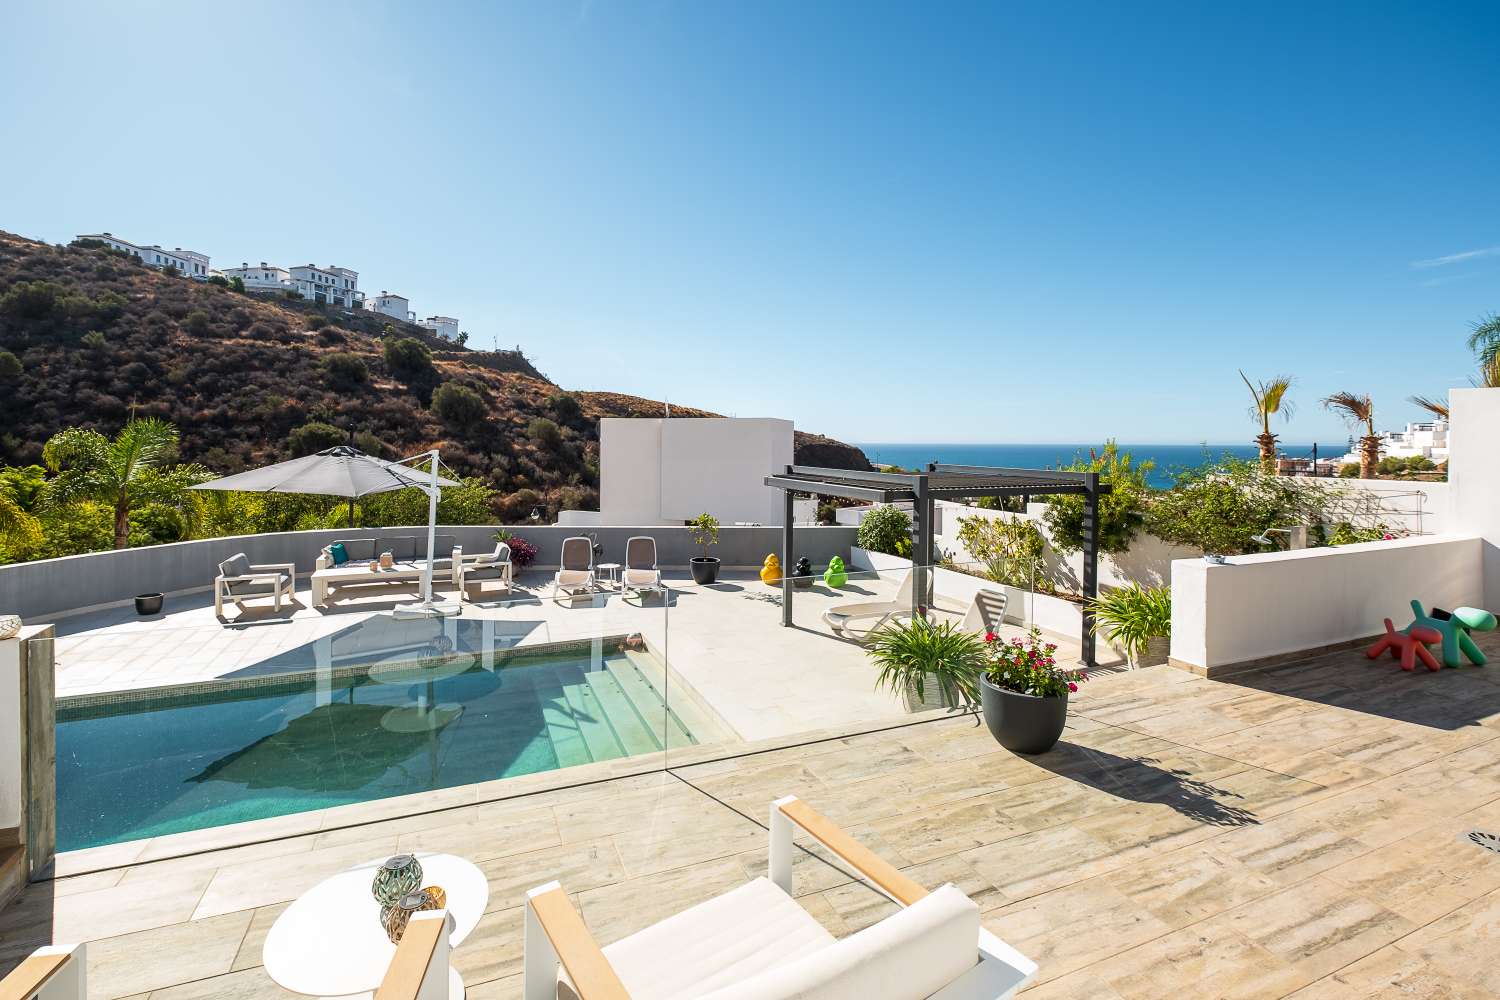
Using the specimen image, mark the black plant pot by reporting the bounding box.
[135,593,165,616]
[690,557,721,585]
[979,675,1067,754]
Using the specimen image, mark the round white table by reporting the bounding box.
[598,562,622,590]
[263,852,489,999]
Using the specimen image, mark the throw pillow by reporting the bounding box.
[329,542,349,566]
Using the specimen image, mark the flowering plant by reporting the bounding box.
[494,529,538,567]
[982,628,1087,698]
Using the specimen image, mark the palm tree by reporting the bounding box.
[1407,394,1449,420]
[1465,312,1500,368]
[1240,371,1295,474]
[41,418,184,549]
[1323,391,1380,479]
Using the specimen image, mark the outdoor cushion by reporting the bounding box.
[336,539,376,562]
[226,572,290,597]
[558,877,834,1000]
[218,553,251,579]
[699,884,979,1000]
[328,542,349,566]
[476,542,510,565]
[465,564,509,581]
[384,536,417,562]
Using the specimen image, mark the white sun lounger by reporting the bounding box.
[822,571,915,637]
[552,536,596,603]
[622,536,661,600]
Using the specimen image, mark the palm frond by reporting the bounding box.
[1466,312,1500,367]
[1322,390,1373,427]
[1408,394,1450,419]
[1473,353,1500,389]
[1241,371,1295,423]
[0,492,42,550]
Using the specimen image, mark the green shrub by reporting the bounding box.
[0,280,63,320]
[383,336,433,380]
[80,331,107,351]
[229,276,245,293]
[548,392,584,426]
[321,352,369,391]
[688,512,720,558]
[868,617,985,711]
[1042,442,1152,555]
[956,514,1044,587]
[304,314,329,330]
[432,383,486,429]
[1338,463,1359,478]
[858,504,913,557]
[527,417,563,449]
[185,310,211,336]
[286,421,346,457]
[0,350,20,380]
[207,274,229,288]
[1147,457,1342,555]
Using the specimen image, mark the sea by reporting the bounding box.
[854,443,1352,490]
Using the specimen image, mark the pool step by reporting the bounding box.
[583,669,665,757]
[557,667,626,763]
[605,657,695,750]
[622,649,724,746]
[529,668,594,769]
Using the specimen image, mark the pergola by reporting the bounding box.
[764,464,1112,666]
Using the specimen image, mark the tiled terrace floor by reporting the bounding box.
[5,638,1500,998]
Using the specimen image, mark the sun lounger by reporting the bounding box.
[622,536,661,599]
[552,536,596,602]
[822,571,915,637]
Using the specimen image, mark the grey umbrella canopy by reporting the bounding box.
[190,445,460,526]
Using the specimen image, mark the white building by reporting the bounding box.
[75,233,210,279]
[1338,418,1450,466]
[597,417,794,526]
[368,291,413,323]
[419,315,460,341]
[288,264,361,309]
[219,262,292,293]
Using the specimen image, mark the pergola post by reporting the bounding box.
[781,478,795,627]
[1081,471,1100,667]
[913,474,932,619]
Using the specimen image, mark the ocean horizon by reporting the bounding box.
[854,442,1351,489]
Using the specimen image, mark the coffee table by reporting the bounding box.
[263,852,488,998]
[311,563,427,607]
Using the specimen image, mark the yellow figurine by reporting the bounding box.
[760,553,783,585]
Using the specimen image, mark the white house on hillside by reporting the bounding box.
[368,291,414,323]
[75,233,210,278]
[419,315,460,341]
[289,264,361,308]
[597,417,794,526]
[219,262,291,292]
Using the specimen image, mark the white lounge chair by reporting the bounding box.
[962,589,1009,635]
[552,536,596,603]
[214,552,296,618]
[515,795,1036,1000]
[622,536,661,600]
[822,570,915,638]
[460,542,513,601]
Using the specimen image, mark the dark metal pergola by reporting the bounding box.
[764,463,1112,666]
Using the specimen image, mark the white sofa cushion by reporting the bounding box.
[698,884,979,1000]
[558,877,833,1000]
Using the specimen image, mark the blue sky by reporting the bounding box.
[2,1,1496,445]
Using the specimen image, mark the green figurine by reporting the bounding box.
[823,555,848,588]
[1405,601,1496,667]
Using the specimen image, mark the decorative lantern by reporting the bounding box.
[371,854,423,906]
[380,887,444,944]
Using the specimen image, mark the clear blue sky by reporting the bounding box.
[2,1,1496,445]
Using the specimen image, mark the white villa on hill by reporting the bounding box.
[1338,418,1450,466]
[219,262,292,292]
[74,233,210,278]
[419,315,460,341]
[289,264,361,308]
[367,291,413,322]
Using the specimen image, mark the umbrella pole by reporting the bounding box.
[348,497,355,528]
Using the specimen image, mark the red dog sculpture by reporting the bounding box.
[1366,618,1442,672]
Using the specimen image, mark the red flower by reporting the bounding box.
[984,631,997,643]
[1067,682,1078,692]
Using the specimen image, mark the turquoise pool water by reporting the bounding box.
[57,639,707,852]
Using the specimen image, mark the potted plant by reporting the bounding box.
[868,617,985,713]
[687,513,720,584]
[1087,583,1171,668]
[494,529,538,568]
[979,628,1086,754]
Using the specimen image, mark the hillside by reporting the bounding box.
[0,231,869,519]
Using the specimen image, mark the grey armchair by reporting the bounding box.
[214,552,295,617]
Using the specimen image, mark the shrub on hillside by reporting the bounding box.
[321,352,369,391]
[527,417,562,450]
[383,336,433,380]
[304,315,329,331]
[185,310,211,336]
[286,421,346,457]
[431,382,486,429]
[548,392,584,427]
[0,350,20,380]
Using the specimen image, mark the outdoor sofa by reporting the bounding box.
[311,535,462,607]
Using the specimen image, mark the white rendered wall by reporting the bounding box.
[1448,388,1500,607]
[598,418,792,526]
[0,634,19,829]
[1297,477,1451,536]
[1169,534,1484,672]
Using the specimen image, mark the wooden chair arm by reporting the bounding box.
[774,796,928,906]
[249,563,295,575]
[525,884,630,1000]
[0,947,79,1000]
[375,910,447,1000]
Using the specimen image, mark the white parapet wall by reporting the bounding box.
[1169,534,1485,675]
[1449,388,1500,608]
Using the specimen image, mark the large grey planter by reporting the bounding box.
[979,674,1068,754]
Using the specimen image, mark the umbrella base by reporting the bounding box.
[391,599,462,619]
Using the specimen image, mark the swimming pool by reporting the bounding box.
[57,637,717,851]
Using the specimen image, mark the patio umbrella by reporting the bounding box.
[189,445,458,527]
[191,445,463,616]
